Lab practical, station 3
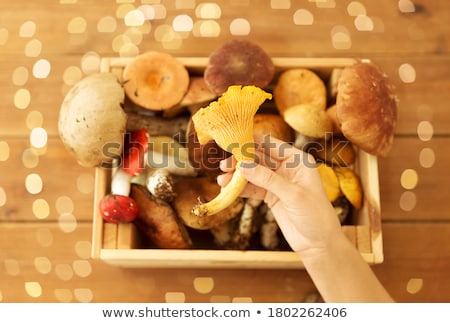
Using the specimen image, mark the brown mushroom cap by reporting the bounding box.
[122,51,190,111]
[204,39,275,95]
[336,62,398,157]
[253,113,295,143]
[173,177,244,230]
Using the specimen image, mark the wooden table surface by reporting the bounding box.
[1,0,449,303]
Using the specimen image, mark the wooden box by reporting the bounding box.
[91,57,383,268]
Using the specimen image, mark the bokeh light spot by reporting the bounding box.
[4,259,20,276]
[400,168,419,190]
[230,18,251,35]
[417,121,433,141]
[271,0,290,9]
[0,187,6,207]
[419,148,435,168]
[19,21,36,38]
[25,39,42,57]
[196,3,221,19]
[14,88,31,110]
[173,14,194,32]
[193,277,215,294]
[354,15,374,31]
[97,16,117,33]
[33,59,51,79]
[32,198,50,219]
[347,1,366,16]
[192,20,221,37]
[399,63,416,83]
[25,173,43,194]
[68,17,87,33]
[73,288,94,303]
[63,66,83,86]
[0,28,9,45]
[399,0,415,13]
[165,292,186,303]
[25,282,42,298]
[0,141,10,161]
[406,278,423,294]
[12,66,29,86]
[124,9,145,26]
[58,213,78,233]
[22,148,40,168]
[30,127,48,149]
[34,257,52,274]
[293,9,314,25]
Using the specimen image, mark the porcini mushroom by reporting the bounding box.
[274,68,327,116]
[191,85,272,217]
[282,103,333,150]
[58,73,126,168]
[122,51,190,111]
[204,39,275,95]
[336,62,398,157]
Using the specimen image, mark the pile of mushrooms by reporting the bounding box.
[58,40,398,251]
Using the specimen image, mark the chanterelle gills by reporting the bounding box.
[191,85,272,217]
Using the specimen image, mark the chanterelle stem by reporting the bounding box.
[191,85,272,217]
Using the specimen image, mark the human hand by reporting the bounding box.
[217,135,342,258]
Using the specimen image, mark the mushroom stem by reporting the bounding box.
[192,161,248,217]
[190,85,271,217]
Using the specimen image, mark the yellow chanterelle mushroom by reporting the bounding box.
[191,85,272,217]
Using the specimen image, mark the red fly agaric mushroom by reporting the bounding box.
[336,62,398,157]
[204,39,275,95]
[122,51,190,111]
[122,128,149,176]
[99,193,139,224]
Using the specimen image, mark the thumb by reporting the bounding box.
[239,161,287,197]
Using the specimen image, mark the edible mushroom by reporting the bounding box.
[204,39,275,95]
[58,73,126,168]
[191,85,272,217]
[282,103,333,150]
[173,177,244,230]
[274,68,327,116]
[122,51,190,111]
[336,62,398,157]
[130,184,192,249]
[253,113,295,143]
